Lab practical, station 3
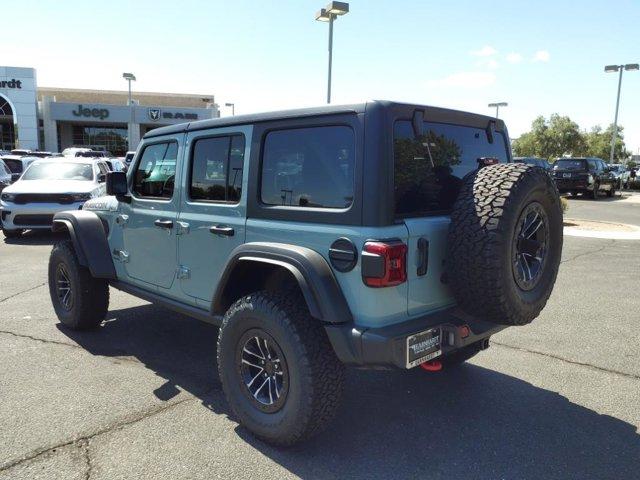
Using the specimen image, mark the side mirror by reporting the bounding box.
[106,171,128,196]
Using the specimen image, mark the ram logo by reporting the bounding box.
[148,108,161,121]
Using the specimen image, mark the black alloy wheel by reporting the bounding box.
[236,329,289,413]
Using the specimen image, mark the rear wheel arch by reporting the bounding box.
[212,243,353,324]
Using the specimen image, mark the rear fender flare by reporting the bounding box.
[212,242,352,324]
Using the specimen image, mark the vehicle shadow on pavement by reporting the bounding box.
[59,304,640,480]
[2,230,66,245]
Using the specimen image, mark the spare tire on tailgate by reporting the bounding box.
[447,163,563,326]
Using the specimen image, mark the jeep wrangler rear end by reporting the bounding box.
[47,101,562,446]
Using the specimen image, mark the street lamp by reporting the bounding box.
[315,1,349,104]
[122,72,136,151]
[225,102,235,116]
[604,63,638,168]
[488,102,508,119]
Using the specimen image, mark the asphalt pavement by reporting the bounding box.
[1,196,639,480]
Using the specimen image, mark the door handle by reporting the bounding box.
[154,219,174,229]
[209,225,234,237]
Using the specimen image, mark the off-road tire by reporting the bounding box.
[217,291,345,446]
[607,184,615,198]
[447,163,563,326]
[2,228,23,239]
[48,240,109,330]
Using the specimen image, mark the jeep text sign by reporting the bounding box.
[72,104,109,120]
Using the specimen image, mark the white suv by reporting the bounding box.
[1,158,107,238]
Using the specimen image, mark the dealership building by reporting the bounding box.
[0,66,219,156]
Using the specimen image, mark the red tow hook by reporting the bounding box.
[420,359,442,372]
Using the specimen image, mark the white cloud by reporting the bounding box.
[426,71,497,89]
[471,45,498,57]
[533,50,550,62]
[506,53,523,64]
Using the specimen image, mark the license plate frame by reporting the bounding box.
[406,328,441,369]
[563,173,572,178]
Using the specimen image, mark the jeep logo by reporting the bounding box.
[148,108,161,121]
[72,104,109,120]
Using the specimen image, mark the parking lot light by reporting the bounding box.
[122,73,136,151]
[315,2,349,104]
[488,102,508,119]
[604,62,638,167]
[225,102,235,116]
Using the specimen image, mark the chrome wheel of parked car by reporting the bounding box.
[513,202,548,291]
[237,329,289,413]
[55,264,73,311]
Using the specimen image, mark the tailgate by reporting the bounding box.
[404,216,455,316]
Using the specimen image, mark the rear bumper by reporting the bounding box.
[325,307,505,369]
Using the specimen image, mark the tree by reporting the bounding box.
[583,124,629,162]
[512,114,586,160]
[513,114,630,162]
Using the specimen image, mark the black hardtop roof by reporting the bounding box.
[143,100,504,139]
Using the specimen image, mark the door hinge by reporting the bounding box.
[177,265,191,279]
[113,249,130,263]
[115,214,129,227]
[417,237,429,276]
[176,221,190,235]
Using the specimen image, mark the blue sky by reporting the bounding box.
[4,0,640,152]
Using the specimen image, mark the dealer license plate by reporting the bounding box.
[406,328,441,368]
[563,173,572,178]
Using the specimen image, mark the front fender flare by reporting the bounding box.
[212,242,353,324]
[52,211,116,280]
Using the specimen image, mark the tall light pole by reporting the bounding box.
[604,63,638,165]
[488,102,508,119]
[315,2,349,104]
[225,102,235,116]
[122,72,136,151]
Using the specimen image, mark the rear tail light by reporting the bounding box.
[362,240,407,287]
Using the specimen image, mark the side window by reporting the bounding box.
[97,162,109,175]
[133,141,178,199]
[260,126,355,209]
[189,134,245,203]
[587,159,597,172]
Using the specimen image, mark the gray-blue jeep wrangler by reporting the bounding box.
[47,101,563,446]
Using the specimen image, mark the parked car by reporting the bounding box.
[46,101,563,446]
[124,151,136,165]
[608,164,630,188]
[104,158,127,173]
[553,157,616,199]
[10,149,32,156]
[0,160,12,192]
[61,147,93,158]
[28,151,55,158]
[514,156,552,171]
[1,155,39,183]
[0,158,108,238]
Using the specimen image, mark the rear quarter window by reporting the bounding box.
[394,120,508,217]
[260,126,354,209]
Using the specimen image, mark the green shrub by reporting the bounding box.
[628,180,640,190]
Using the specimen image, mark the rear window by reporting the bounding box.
[2,159,22,173]
[260,126,354,209]
[394,120,508,216]
[554,159,586,171]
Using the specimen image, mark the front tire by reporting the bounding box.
[48,240,109,330]
[217,291,345,446]
[2,228,23,239]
